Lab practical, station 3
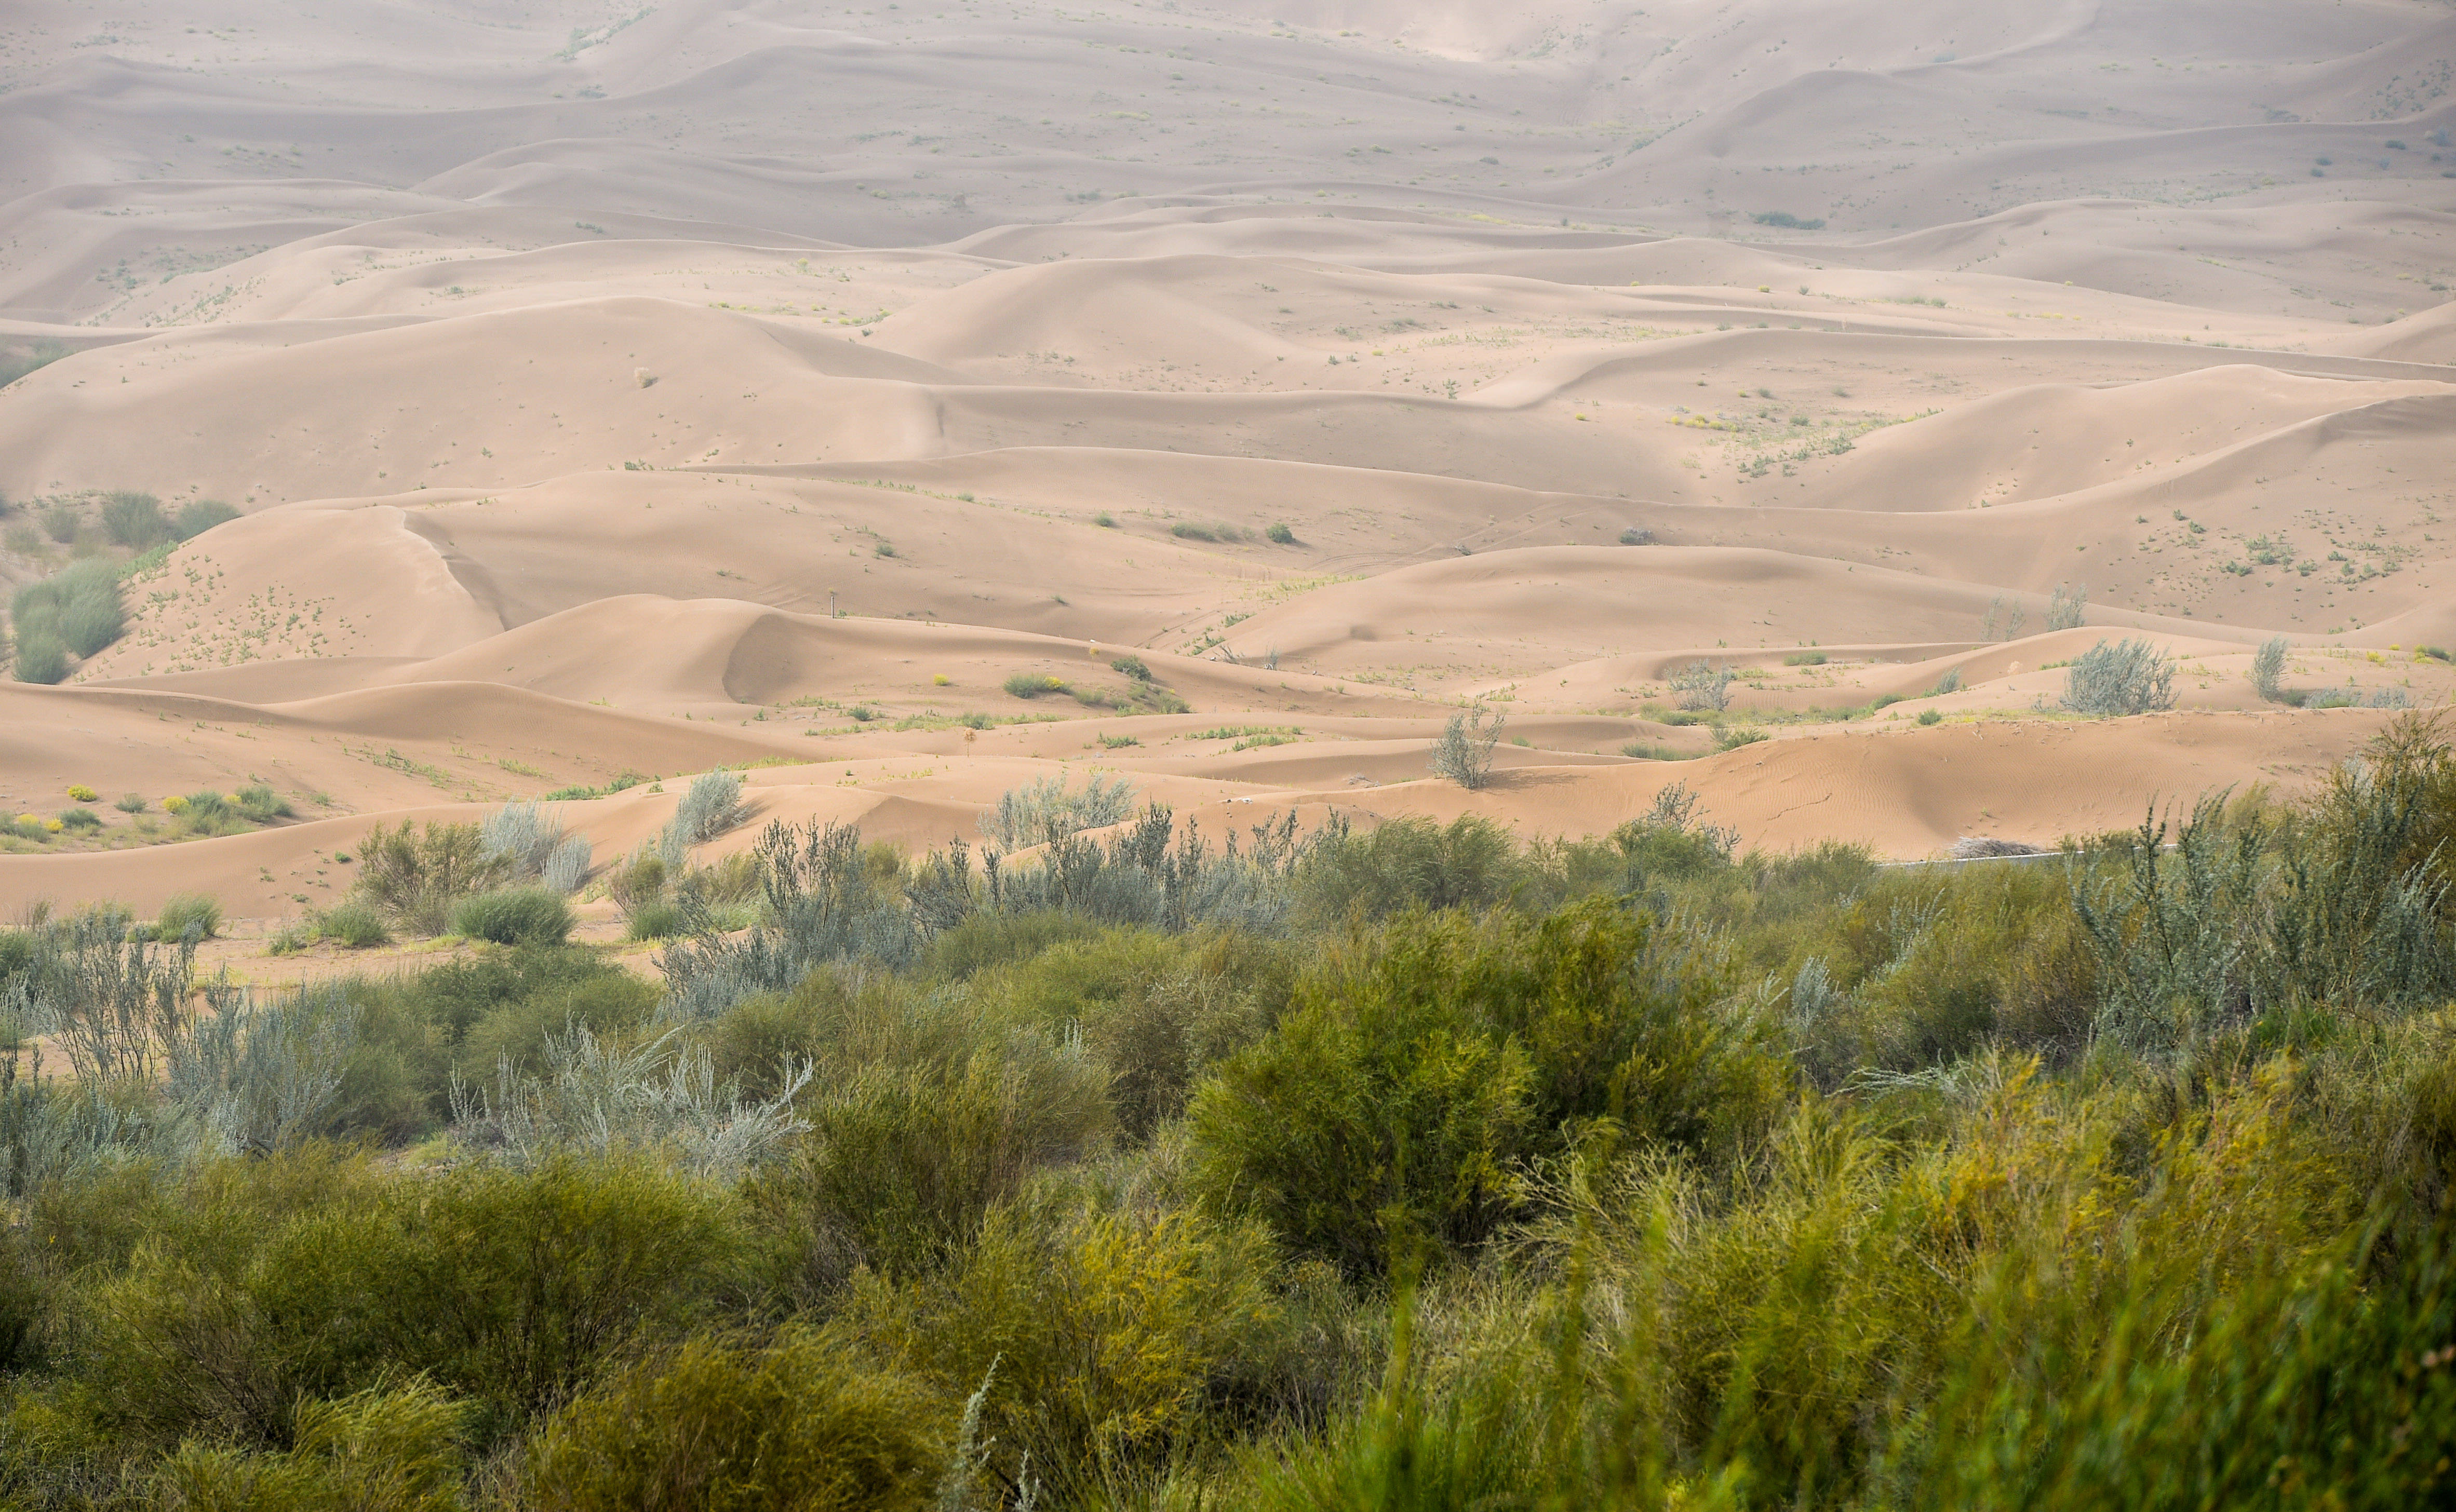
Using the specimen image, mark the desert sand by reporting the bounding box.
[3,0,2453,921]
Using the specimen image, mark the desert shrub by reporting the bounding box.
[1620,526,1655,545]
[1266,521,1296,544]
[2045,580,2088,631]
[355,820,508,935]
[151,893,222,942]
[1191,899,1776,1276]
[99,492,169,549]
[448,970,657,1086]
[1428,706,1503,789]
[451,887,575,946]
[626,900,684,941]
[449,1020,809,1179]
[1671,660,1734,712]
[231,784,292,824]
[977,772,1134,849]
[1916,708,1943,726]
[1001,670,1068,699]
[172,498,240,540]
[64,784,98,803]
[1109,653,1152,681]
[744,978,1111,1292]
[1188,949,1529,1275]
[1293,815,1521,922]
[56,806,101,832]
[82,1151,748,1446]
[2252,634,2289,701]
[661,771,748,866]
[10,628,68,684]
[2062,637,2176,717]
[151,1380,469,1512]
[315,901,391,948]
[11,558,124,668]
[40,504,78,543]
[479,801,569,879]
[847,1206,1281,1495]
[114,792,147,814]
[521,1327,945,1512]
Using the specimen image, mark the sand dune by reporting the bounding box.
[3,0,2452,920]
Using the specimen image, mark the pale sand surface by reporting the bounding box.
[3,0,2453,925]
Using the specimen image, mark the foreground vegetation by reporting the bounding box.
[0,717,2452,1508]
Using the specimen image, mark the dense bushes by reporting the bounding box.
[8,559,124,682]
[0,718,2449,1506]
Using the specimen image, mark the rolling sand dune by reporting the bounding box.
[4,0,2453,920]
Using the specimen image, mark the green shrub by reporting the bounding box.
[1001,671,1062,699]
[625,899,684,941]
[1293,815,1520,922]
[845,1207,1281,1495]
[451,887,575,946]
[1784,651,1827,666]
[115,792,147,814]
[745,979,1110,1292]
[1266,522,1296,544]
[100,491,169,549]
[2253,634,2289,701]
[451,970,656,1086]
[1917,708,1943,726]
[976,772,1134,849]
[56,806,101,832]
[2063,637,2176,717]
[355,819,509,934]
[1191,900,1776,1275]
[315,901,390,949]
[84,1152,749,1445]
[173,499,241,541]
[151,1380,468,1511]
[11,627,68,683]
[10,558,124,672]
[154,893,223,941]
[1109,654,1152,682]
[521,1328,945,1512]
[1429,707,1504,789]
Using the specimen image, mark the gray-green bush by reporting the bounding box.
[2061,637,2176,717]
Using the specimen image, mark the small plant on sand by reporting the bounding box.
[1671,660,1734,713]
[1980,595,2026,642]
[1430,706,1505,790]
[2045,582,2088,632]
[65,784,98,803]
[1266,522,1295,544]
[2062,638,2176,718]
[2252,636,2289,702]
